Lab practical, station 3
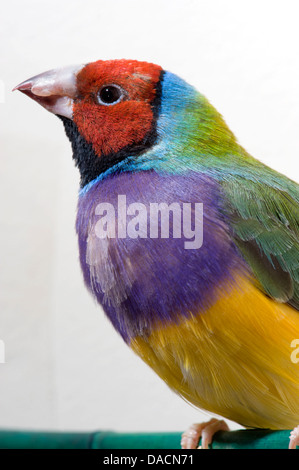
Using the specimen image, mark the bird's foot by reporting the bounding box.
[181,418,230,449]
[289,425,299,449]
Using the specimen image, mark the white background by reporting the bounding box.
[1,0,299,433]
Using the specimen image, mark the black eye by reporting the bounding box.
[97,84,123,106]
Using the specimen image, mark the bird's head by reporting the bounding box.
[14,59,239,187]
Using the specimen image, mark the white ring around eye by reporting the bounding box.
[96,84,125,106]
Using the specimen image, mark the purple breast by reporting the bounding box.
[76,170,246,343]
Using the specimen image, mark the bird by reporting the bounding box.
[14,59,299,449]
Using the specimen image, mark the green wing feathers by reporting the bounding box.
[222,172,299,310]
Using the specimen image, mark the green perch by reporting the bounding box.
[0,429,294,449]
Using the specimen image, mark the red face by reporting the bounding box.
[14,59,164,186]
[73,60,163,158]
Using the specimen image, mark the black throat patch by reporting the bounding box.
[58,70,165,188]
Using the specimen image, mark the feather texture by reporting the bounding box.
[132,274,299,429]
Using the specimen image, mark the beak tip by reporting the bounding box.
[12,80,33,93]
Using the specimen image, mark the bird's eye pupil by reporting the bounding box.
[98,85,122,105]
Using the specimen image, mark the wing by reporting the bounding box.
[222,174,299,310]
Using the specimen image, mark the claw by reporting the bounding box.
[289,425,299,449]
[181,418,230,449]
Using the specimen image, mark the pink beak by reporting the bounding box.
[13,64,84,119]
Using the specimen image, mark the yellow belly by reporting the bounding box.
[131,274,299,429]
